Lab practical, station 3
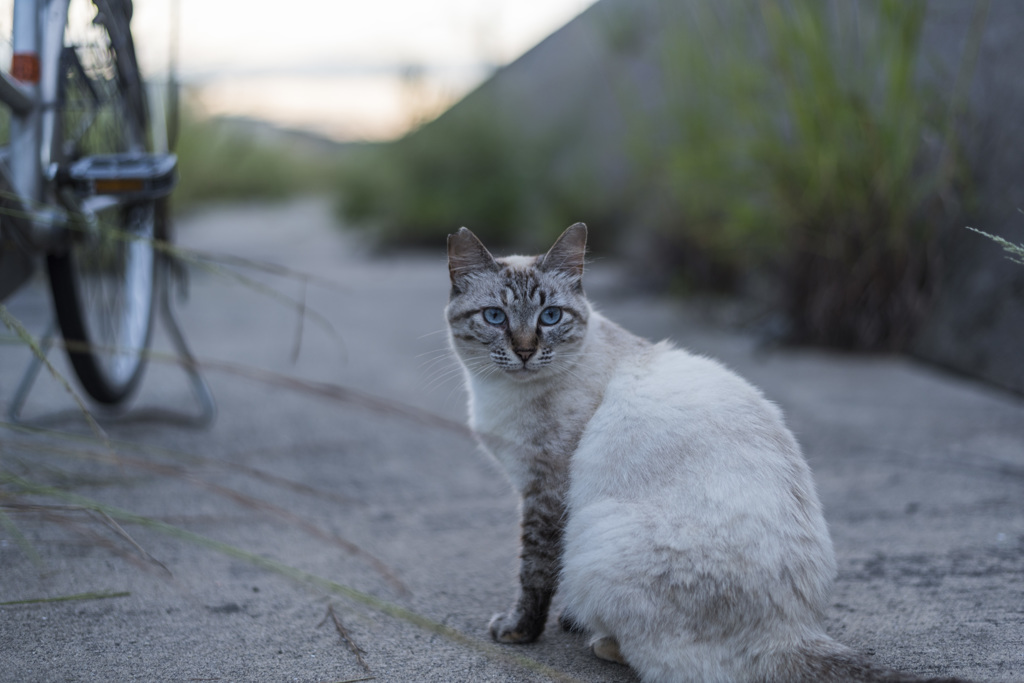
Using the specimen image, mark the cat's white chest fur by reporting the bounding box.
[467,372,596,492]
[466,376,546,490]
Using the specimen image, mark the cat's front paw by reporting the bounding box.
[488,611,543,644]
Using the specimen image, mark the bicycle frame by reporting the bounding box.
[0,0,69,299]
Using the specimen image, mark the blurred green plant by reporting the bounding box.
[336,113,529,247]
[334,104,608,250]
[172,109,340,211]
[637,0,977,349]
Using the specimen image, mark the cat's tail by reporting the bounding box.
[787,637,972,683]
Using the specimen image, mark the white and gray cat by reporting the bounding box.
[445,224,964,683]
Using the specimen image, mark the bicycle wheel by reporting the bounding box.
[46,0,156,404]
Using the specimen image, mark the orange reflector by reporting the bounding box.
[11,53,40,83]
[94,178,146,194]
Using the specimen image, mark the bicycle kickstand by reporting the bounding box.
[7,321,57,423]
[159,252,217,426]
[6,256,216,427]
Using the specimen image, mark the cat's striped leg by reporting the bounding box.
[489,483,565,644]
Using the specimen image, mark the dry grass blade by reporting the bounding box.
[187,359,543,461]
[1,328,467,442]
[1,425,356,507]
[183,473,408,594]
[319,603,372,674]
[291,275,308,363]
[179,253,341,347]
[92,509,172,576]
[0,191,345,293]
[3,296,333,376]
[1,440,407,594]
[0,305,109,446]
[0,590,130,606]
[198,358,472,437]
[1,501,171,577]
[153,238,347,293]
[2,474,584,683]
[218,455,356,507]
[148,230,345,358]
[0,504,45,571]
[51,342,546,464]
[967,226,1024,266]
[0,198,345,359]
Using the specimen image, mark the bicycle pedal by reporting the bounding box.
[62,152,178,200]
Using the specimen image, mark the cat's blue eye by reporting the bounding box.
[539,307,562,326]
[483,307,507,325]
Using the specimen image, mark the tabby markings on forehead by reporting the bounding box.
[449,308,481,323]
[504,269,555,303]
[500,287,537,306]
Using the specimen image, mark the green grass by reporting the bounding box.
[172,110,343,212]
[333,103,612,252]
[334,114,532,247]
[627,0,976,348]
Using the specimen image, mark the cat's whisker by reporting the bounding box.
[416,347,454,361]
[419,354,459,377]
[419,365,466,390]
[474,361,503,379]
[415,342,456,362]
[419,363,456,381]
[422,353,476,378]
[417,328,450,340]
[420,368,466,395]
[452,365,496,384]
[425,359,478,382]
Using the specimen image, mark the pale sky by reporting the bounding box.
[131,0,597,141]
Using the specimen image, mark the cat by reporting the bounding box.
[445,224,965,683]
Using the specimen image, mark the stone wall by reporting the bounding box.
[911,1,1024,394]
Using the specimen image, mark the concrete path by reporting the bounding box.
[1,198,1021,682]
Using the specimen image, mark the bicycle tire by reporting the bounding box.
[45,0,156,405]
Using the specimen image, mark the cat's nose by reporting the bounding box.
[514,347,536,362]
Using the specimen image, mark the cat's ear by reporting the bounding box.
[539,223,587,288]
[448,227,498,293]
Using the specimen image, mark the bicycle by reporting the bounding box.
[0,0,209,420]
